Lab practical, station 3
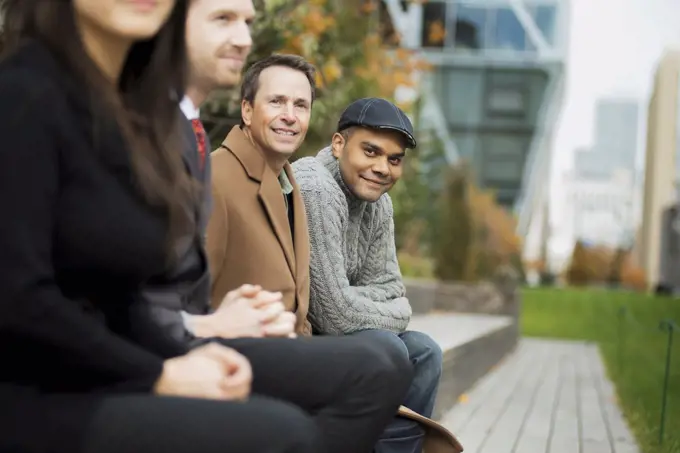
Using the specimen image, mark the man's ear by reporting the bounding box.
[331,132,344,159]
[241,99,253,126]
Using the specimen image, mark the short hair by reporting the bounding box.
[240,54,317,104]
[339,126,357,142]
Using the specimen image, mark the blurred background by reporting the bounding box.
[199,0,680,294]
[3,0,677,450]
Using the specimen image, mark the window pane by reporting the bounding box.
[481,133,530,160]
[486,87,527,118]
[452,132,480,160]
[495,188,518,207]
[453,6,487,51]
[530,5,557,46]
[436,68,484,126]
[491,8,528,51]
[485,160,523,182]
[421,1,447,48]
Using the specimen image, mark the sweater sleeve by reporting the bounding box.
[303,183,411,335]
[0,70,164,391]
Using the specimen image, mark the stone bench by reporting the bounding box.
[409,313,516,421]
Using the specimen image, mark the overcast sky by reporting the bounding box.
[548,0,680,254]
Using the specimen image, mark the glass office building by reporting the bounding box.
[382,0,569,236]
[573,99,640,180]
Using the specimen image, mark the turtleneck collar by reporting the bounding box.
[316,146,366,210]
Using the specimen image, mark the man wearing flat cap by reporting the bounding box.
[293,98,443,453]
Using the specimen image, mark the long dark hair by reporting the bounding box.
[1,0,196,255]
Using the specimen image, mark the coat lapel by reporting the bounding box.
[222,126,296,277]
[286,165,310,279]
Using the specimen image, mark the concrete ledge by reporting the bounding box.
[405,279,520,319]
[409,313,518,421]
[403,279,438,313]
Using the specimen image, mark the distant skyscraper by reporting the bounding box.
[568,98,640,252]
[593,99,639,170]
[574,98,640,180]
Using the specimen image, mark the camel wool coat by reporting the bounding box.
[206,126,311,335]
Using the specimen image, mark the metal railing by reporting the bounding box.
[617,306,678,445]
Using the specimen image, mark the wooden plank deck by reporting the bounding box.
[439,338,640,453]
[412,313,518,420]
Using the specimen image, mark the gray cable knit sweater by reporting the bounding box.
[292,147,412,334]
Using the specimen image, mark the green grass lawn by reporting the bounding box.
[521,287,680,453]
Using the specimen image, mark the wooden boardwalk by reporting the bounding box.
[440,338,640,453]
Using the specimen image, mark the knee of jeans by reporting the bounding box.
[356,333,413,388]
[356,329,409,362]
[401,331,443,377]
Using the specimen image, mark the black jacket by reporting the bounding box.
[0,40,192,392]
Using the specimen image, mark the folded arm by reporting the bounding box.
[303,187,411,335]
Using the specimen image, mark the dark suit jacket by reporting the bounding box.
[129,116,213,356]
[206,126,311,334]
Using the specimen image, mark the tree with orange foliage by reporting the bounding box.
[619,251,647,291]
[432,163,474,281]
[466,185,523,280]
[524,259,546,274]
[606,247,626,286]
[566,241,591,285]
[200,0,433,156]
[429,161,522,282]
[565,241,618,286]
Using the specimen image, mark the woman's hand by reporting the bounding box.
[154,343,252,400]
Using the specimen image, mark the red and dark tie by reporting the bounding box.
[190,118,207,170]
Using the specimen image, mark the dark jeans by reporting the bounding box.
[2,335,411,453]
[351,330,443,453]
[1,388,319,453]
[85,394,320,453]
[212,335,414,453]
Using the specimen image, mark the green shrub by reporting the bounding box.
[397,252,435,279]
[432,164,473,281]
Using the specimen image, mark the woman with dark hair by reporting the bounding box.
[0,1,319,452]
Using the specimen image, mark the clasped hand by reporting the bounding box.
[155,343,252,401]
[155,284,298,401]
[195,284,297,339]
